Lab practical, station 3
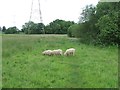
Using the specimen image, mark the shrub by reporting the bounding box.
[67,24,80,37]
[5,27,18,34]
[96,14,118,45]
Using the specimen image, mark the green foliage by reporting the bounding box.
[45,19,74,34]
[0,26,2,31]
[76,2,119,45]
[2,35,118,88]
[67,24,80,37]
[96,2,118,20]
[75,5,99,44]
[5,26,19,34]
[76,22,98,44]
[96,14,118,45]
[2,26,7,32]
[95,2,119,45]
[79,4,96,22]
[22,21,45,34]
[44,25,53,34]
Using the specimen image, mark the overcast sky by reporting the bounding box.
[0,0,99,29]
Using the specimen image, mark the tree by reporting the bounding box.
[5,26,19,34]
[0,27,1,31]
[2,26,6,32]
[37,23,45,34]
[76,2,119,45]
[96,14,118,45]
[45,19,74,34]
[95,2,119,45]
[44,25,53,34]
[67,24,80,37]
[77,4,99,44]
[22,21,45,34]
[79,4,96,23]
[96,2,118,20]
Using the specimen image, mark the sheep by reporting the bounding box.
[42,50,53,56]
[64,48,75,56]
[52,49,63,55]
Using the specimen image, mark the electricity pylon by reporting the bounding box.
[29,0,45,34]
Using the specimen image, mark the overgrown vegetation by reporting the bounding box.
[68,2,119,45]
[1,1,119,88]
[1,2,119,45]
[21,21,45,34]
[20,19,74,34]
[45,19,74,34]
[67,24,80,37]
[4,26,19,34]
[2,35,118,88]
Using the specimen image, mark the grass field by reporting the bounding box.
[2,34,118,88]
[0,35,2,89]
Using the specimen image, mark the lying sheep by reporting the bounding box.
[42,50,53,56]
[52,49,63,55]
[64,48,75,56]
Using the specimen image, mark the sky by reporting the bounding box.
[0,0,99,29]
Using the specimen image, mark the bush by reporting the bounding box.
[76,2,119,45]
[45,19,74,34]
[96,14,118,45]
[22,21,45,34]
[5,27,18,34]
[76,22,98,44]
[67,24,80,37]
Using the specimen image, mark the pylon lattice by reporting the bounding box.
[29,0,43,24]
[29,0,45,34]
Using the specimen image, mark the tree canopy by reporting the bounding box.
[45,19,74,34]
[22,21,45,34]
[2,1,119,45]
[68,2,119,45]
[5,26,19,34]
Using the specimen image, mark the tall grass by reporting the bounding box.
[0,35,2,89]
[2,34,118,88]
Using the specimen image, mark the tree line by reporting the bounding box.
[68,2,119,45]
[1,19,74,34]
[1,1,119,45]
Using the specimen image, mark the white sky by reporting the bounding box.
[0,0,99,29]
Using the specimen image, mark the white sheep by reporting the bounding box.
[64,48,75,56]
[52,49,63,55]
[42,50,53,56]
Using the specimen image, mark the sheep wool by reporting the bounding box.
[52,49,63,55]
[64,48,75,56]
[42,50,53,56]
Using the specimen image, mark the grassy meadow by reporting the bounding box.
[2,34,118,88]
[0,35,2,89]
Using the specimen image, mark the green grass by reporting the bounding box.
[0,35,2,89]
[2,34,118,88]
